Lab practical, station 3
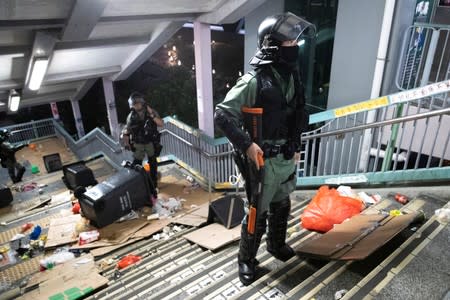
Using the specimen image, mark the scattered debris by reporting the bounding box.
[435,208,450,224]
[118,210,139,222]
[29,225,42,240]
[358,191,377,205]
[117,254,141,269]
[10,234,30,251]
[20,223,33,233]
[72,202,81,214]
[78,230,100,245]
[153,197,183,217]
[13,182,38,192]
[147,213,159,221]
[335,289,348,300]
[395,193,408,204]
[39,249,75,270]
[389,209,403,216]
[73,257,92,266]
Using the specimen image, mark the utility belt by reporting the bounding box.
[261,142,295,160]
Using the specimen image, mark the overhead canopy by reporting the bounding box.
[0,0,266,112]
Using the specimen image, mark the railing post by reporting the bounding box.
[381,104,404,171]
[420,29,440,87]
[31,120,39,139]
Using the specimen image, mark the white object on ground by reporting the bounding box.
[435,208,450,224]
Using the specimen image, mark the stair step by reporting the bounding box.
[203,198,408,300]
[98,198,311,300]
[100,232,194,278]
[342,201,449,299]
[185,200,311,300]
[93,246,208,300]
[284,198,435,300]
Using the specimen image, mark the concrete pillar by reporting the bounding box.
[327,0,387,108]
[193,21,214,137]
[50,102,60,120]
[70,99,85,138]
[102,78,120,141]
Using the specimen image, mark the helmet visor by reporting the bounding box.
[273,12,316,42]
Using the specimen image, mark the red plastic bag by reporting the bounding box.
[301,185,364,232]
[117,254,141,269]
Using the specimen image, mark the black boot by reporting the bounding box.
[267,198,295,261]
[149,157,158,188]
[238,213,266,286]
[8,166,18,183]
[15,164,25,183]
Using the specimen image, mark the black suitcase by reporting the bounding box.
[62,162,97,190]
[0,186,13,208]
[78,166,153,228]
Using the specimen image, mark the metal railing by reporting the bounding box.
[52,121,132,169]
[3,119,55,143]
[159,118,235,189]
[3,118,131,169]
[299,104,449,185]
[396,23,450,109]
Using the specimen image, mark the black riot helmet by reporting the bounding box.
[0,128,10,143]
[250,12,316,66]
[128,92,146,108]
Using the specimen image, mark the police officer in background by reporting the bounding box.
[121,92,164,187]
[214,12,315,285]
[0,128,27,183]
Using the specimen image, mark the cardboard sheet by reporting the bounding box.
[91,238,143,258]
[132,219,171,238]
[295,212,419,260]
[98,219,149,243]
[74,219,170,254]
[20,254,108,300]
[173,202,210,227]
[71,218,149,250]
[45,214,82,248]
[173,214,208,227]
[183,223,241,250]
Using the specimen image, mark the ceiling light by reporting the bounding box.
[28,57,49,91]
[297,39,305,47]
[8,89,21,112]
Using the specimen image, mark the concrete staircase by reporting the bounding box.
[86,189,449,300]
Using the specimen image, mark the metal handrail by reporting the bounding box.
[302,107,450,140]
[160,128,233,158]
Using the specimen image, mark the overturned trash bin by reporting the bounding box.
[78,161,157,228]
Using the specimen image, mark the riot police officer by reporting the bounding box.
[214,12,315,285]
[0,128,27,183]
[121,92,164,187]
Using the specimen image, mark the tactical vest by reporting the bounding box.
[253,66,307,142]
[128,110,159,144]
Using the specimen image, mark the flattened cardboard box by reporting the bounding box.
[295,212,419,260]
